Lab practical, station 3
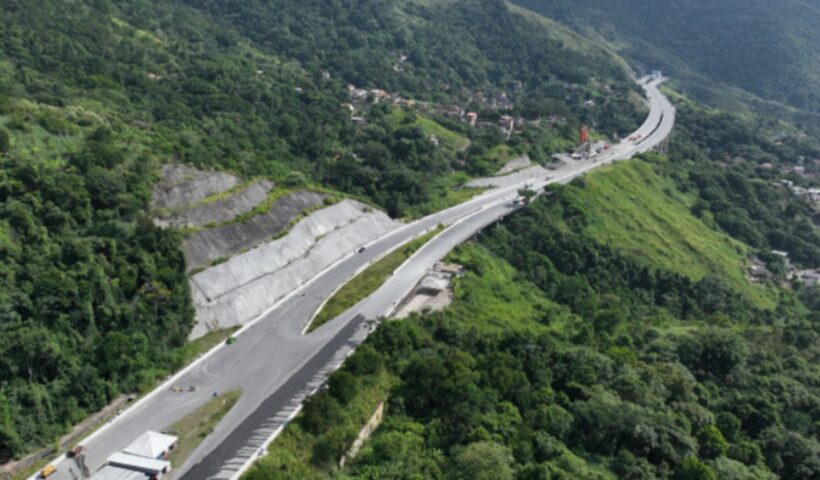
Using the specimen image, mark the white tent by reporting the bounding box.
[123,431,178,459]
[107,452,170,475]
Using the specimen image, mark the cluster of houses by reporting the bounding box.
[347,85,417,108]
[344,84,420,123]
[343,79,571,139]
[780,180,820,204]
[748,250,819,287]
[440,106,524,137]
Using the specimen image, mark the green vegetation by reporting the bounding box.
[445,244,572,334]
[386,108,470,153]
[308,227,444,332]
[246,175,819,479]
[244,368,396,479]
[0,126,195,461]
[665,104,820,269]
[2,0,817,471]
[557,160,774,307]
[0,0,646,461]
[166,390,241,468]
[245,103,819,479]
[513,0,820,117]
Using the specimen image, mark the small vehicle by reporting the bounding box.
[570,153,581,160]
[357,246,366,253]
[40,465,56,478]
[170,385,184,393]
[188,385,198,392]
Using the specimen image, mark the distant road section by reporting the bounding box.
[38,77,673,480]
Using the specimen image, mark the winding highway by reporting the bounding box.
[38,77,674,480]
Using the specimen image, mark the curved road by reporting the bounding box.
[40,77,674,480]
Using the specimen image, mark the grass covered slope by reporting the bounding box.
[443,244,572,334]
[244,154,818,479]
[562,160,773,307]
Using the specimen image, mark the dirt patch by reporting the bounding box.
[183,191,327,271]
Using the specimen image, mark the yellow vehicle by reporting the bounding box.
[40,464,56,478]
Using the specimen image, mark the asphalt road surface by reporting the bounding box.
[39,77,674,480]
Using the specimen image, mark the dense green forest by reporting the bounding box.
[0,0,645,461]
[245,104,820,479]
[1,0,818,474]
[512,0,820,128]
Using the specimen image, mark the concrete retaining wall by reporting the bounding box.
[496,154,532,175]
[188,200,402,339]
[466,164,550,189]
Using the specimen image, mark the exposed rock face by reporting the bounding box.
[149,164,403,340]
[182,190,327,271]
[496,154,532,175]
[153,180,274,229]
[188,199,402,339]
[151,164,241,210]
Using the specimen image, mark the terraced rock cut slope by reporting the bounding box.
[151,164,242,211]
[182,191,327,271]
[189,199,402,339]
[153,180,274,229]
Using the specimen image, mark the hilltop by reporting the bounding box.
[513,0,820,126]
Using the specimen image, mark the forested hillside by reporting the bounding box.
[246,103,820,480]
[513,0,820,120]
[0,0,644,462]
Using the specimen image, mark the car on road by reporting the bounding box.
[357,246,366,253]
